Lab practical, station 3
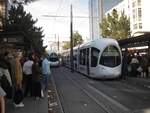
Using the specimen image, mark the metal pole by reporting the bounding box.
[55,34,57,50]
[98,0,103,36]
[99,0,103,23]
[70,5,74,72]
[91,0,94,40]
[58,35,59,52]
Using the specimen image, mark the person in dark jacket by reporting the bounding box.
[32,56,42,99]
[122,49,130,78]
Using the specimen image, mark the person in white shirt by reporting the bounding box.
[23,56,33,97]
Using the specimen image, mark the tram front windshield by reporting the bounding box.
[49,53,59,62]
[100,45,121,67]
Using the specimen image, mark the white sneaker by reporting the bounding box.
[41,90,44,98]
[14,102,24,107]
[36,97,40,100]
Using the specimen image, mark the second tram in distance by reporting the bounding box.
[49,52,60,67]
[62,38,122,79]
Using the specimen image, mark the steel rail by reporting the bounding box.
[62,69,110,113]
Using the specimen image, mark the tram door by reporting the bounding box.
[79,48,90,75]
[86,48,90,75]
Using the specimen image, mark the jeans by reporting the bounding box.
[41,74,49,91]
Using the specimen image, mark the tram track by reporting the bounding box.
[52,67,130,113]
[64,72,111,113]
[53,68,110,113]
[66,70,130,113]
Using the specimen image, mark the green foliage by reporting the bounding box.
[73,31,83,47]
[13,0,39,4]
[6,4,45,52]
[100,9,130,40]
[62,31,83,50]
[62,41,70,50]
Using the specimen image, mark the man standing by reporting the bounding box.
[23,56,33,97]
[42,54,51,95]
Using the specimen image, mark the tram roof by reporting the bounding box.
[118,33,150,48]
[80,38,118,49]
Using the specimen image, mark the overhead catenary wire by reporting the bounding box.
[42,15,99,19]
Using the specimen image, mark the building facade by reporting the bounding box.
[89,0,103,40]
[106,0,150,37]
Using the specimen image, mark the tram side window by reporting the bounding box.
[79,49,86,65]
[91,47,100,67]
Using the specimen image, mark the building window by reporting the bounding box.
[139,23,142,29]
[133,9,137,21]
[132,1,137,8]
[138,0,141,6]
[132,2,135,8]
[138,8,142,21]
[133,24,137,29]
[132,9,135,21]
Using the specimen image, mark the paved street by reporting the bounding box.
[5,66,150,113]
[52,67,150,113]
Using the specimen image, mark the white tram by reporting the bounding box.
[49,52,60,67]
[62,38,122,79]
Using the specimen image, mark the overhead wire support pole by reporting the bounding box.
[98,0,103,35]
[57,35,59,52]
[70,4,74,73]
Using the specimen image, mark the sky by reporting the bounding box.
[24,0,123,48]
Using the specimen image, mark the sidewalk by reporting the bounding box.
[126,76,150,83]
[6,93,48,113]
[125,76,150,88]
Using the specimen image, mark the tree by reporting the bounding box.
[118,11,130,39]
[6,4,45,52]
[13,0,39,4]
[62,41,70,50]
[73,31,83,47]
[100,9,130,40]
[62,31,83,50]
